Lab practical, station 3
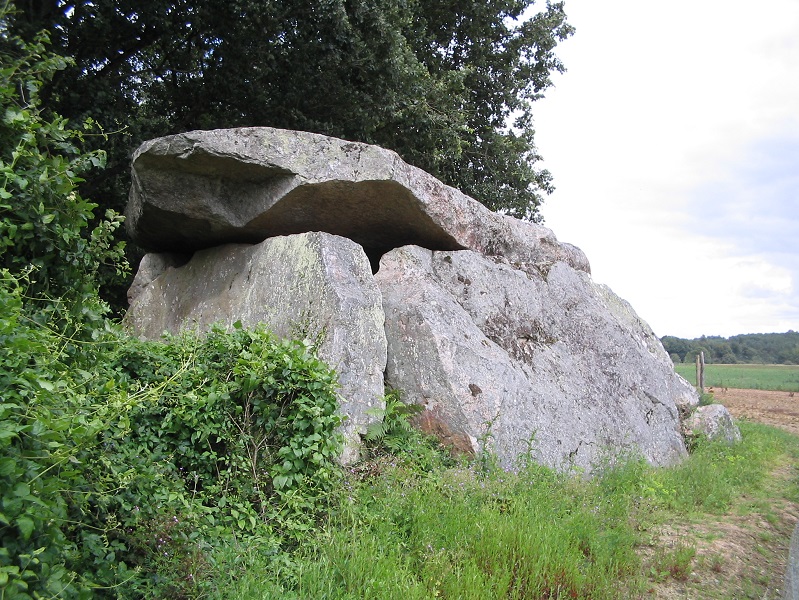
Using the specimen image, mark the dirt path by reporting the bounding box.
[646,387,799,599]
[712,387,799,436]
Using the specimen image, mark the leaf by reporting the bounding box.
[0,427,20,441]
[0,457,16,476]
[17,516,34,540]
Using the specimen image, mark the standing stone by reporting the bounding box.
[126,252,190,305]
[376,245,693,472]
[124,232,387,464]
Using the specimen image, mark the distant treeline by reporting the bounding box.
[661,331,799,365]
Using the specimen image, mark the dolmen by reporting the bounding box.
[124,127,735,469]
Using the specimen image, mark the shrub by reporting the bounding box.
[0,11,128,325]
[1,12,344,596]
[92,324,343,597]
[0,289,344,597]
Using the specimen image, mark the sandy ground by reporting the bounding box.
[712,387,799,436]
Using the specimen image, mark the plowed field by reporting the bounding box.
[711,387,799,436]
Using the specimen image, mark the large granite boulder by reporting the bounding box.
[123,127,700,471]
[126,127,590,273]
[124,231,387,465]
[376,245,696,471]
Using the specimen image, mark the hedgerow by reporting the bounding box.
[0,12,343,597]
[0,283,343,597]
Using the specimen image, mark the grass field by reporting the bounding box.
[218,421,799,599]
[674,363,799,392]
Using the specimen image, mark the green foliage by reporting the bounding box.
[219,420,799,599]
[8,0,573,234]
[0,272,86,598]
[94,324,343,597]
[663,331,799,365]
[0,15,128,317]
[648,544,696,583]
[674,363,799,392]
[360,389,458,477]
[110,323,344,536]
[0,10,346,597]
[364,390,423,451]
[698,392,716,406]
[225,461,640,599]
[0,283,344,598]
[641,421,797,514]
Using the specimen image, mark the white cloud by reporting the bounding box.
[534,0,799,338]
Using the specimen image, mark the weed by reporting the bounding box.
[707,553,724,574]
[360,389,453,475]
[213,415,799,599]
[363,389,424,453]
[650,544,696,582]
[698,392,716,406]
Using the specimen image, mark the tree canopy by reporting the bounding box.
[6,0,573,222]
[661,331,799,365]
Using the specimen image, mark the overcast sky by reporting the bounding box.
[533,0,799,339]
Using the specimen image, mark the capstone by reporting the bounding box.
[126,127,590,273]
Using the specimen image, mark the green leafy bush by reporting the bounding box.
[108,323,344,536]
[0,14,128,322]
[0,13,345,596]
[0,286,344,597]
[93,324,343,597]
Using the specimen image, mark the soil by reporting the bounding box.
[713,387,799,437]
[644,388,799,599]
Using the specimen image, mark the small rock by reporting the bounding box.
[683,404,742,445]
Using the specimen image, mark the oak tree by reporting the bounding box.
[8,0,572,220]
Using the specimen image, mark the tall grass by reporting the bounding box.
[674,363,799,392]
[212,421,799,599]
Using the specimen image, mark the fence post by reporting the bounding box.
[695,352,705,394]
